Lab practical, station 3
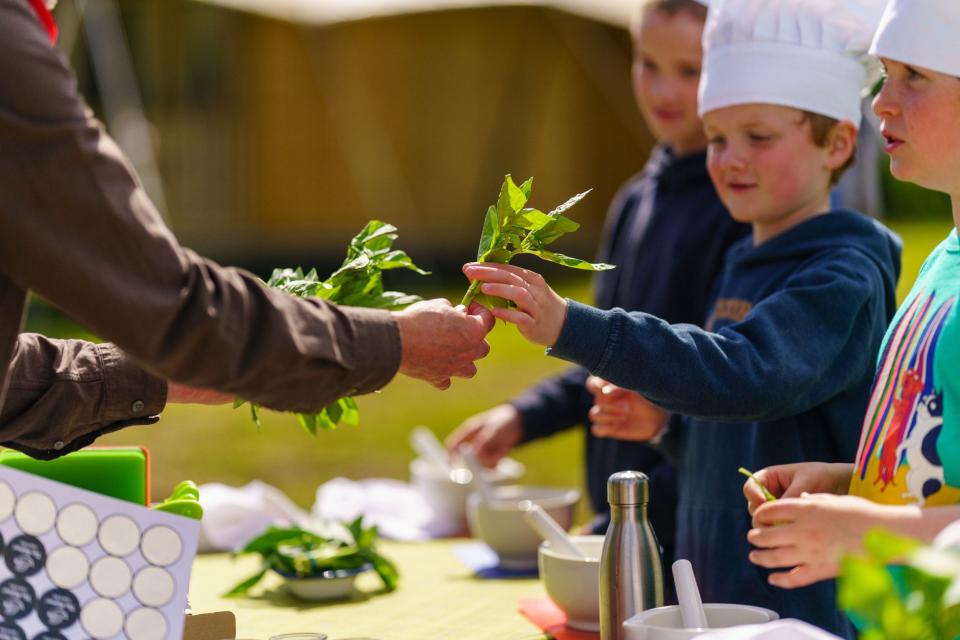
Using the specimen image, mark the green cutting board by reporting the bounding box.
[0,446,150,505]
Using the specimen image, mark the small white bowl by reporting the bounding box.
[276,565,370,602]
[410,457,525,537]
[623,603,779,639]
[538,535,603,631]
[466,485,580,569]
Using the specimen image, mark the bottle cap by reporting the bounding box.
[607,470,649,506]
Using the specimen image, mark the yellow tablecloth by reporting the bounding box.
[189,539,551,640]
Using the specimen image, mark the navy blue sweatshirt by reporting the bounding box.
[510,148,749,574]
[549,211,901,637]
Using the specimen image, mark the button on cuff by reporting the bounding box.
[131,400,145,413]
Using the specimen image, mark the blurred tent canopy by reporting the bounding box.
[67,0,652,275]
[194,0,638,28]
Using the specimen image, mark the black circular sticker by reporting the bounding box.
[37,590,79,630]
[32,633,64,640]
[0,579,35,620]
[4,536,45,577]
[0,623,24,640]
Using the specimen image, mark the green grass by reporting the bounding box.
[22,217,957,517]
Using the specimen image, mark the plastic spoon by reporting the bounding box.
[410,426,453,473]
[521,502,587,559]
[459,444,496,500]
[673,559,708,630]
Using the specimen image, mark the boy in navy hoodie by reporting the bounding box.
[446,0,748,574]
[462,0,900,635]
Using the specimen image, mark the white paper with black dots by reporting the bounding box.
[0,466,199,640]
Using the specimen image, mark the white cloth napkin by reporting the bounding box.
[197,480,308,552]
[197,476,440,551]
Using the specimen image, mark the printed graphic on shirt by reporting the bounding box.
[706,298,753,330]
[851,290,959,506]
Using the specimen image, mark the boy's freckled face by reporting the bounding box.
[631,8,706,155]
[703,104,835,237]
[873,58,960,195]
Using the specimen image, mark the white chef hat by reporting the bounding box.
[698,0,887,125]
[871,0,960,78]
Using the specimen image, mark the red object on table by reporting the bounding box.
[518,597,600,640]
[27,0,58,44]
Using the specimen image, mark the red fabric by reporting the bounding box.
[518,597,600,640]
[27,0,58,44]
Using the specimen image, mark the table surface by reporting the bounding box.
[189,539,551,640]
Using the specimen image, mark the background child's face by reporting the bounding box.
[873,58,960,196]
[631,7,706,155]
[704,104,842,240]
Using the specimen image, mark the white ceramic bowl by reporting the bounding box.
[623,603,779,639]
[538,535,603,631]
[410,457,525,537]
[466,485,580,569]
[277,565,370,601]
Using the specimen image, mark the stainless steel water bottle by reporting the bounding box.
[599,470,664,640]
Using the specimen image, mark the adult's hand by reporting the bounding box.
[742,462,854,516]
[393,299,494,390]
[445,404,523,468]
[166,382,235,405]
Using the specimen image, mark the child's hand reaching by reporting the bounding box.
[586,376,669,441]
[462,263,568,347]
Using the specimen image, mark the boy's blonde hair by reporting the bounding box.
[804,112,857,186]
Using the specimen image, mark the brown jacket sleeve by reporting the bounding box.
[0,0,402,449]
[0,334,167,458]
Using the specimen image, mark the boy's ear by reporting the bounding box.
[825,121,858,172]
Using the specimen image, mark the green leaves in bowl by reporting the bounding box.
[461,175,614,307]
[235,220,428,435]
[224,516,399,597]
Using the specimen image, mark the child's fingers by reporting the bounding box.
[743,484,768,514]
[585,376,607,396]
[491,306,535,328]
[767,565,824,590]
[746,524,794,549]
[481,283,535,310]
[752,500,803,528]
[463,264,527,287]
[748,545,802,570]
[466,262,541,285]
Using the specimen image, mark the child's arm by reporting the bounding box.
[465,254,884,423]
[747,497,960,589]
[743,462,853,514]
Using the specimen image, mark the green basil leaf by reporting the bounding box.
[477,206,499,259]
[547,188,592,217]
[223,567,268,597]
[526,249,615,271]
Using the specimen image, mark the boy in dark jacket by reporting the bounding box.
[446,0,748,576]
[462,0,899,635]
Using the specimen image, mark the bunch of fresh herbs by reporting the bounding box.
[461,175,614,307]
[235,220,428,435]
[839,528,960,639]
[225,516,399,597]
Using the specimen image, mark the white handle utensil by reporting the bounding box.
[673,558,708,630]
[522,502,587,559]
[459,444,496,500]
[410,426,453,473]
